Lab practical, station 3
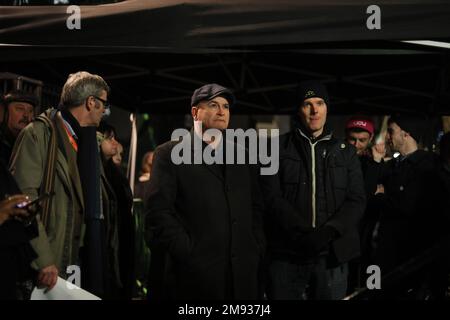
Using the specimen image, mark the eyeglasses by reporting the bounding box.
[92,96,110,109]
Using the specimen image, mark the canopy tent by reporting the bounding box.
[1,0,450,115]
[2,0,450,50]
[3,2,448,298]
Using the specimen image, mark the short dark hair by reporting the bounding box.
[98,121,117,139]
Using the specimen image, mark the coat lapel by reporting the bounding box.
[55,112,85,211]
[223,140,241,189]
[203,162,224,182]
[189,131,224,182]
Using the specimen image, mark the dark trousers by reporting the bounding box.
[267,258,348,300]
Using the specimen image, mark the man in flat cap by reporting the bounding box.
[372,114,447,299]
[261,80,366,300]
[145,83,265,300]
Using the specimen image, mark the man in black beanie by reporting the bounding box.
[386,114,424,147]
[372,114,446,299]
[261,80,366,300]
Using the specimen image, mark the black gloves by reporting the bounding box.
[294,225,338,258]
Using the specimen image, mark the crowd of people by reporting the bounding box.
[0,71,449,300]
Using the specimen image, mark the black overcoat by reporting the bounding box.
[145,133,265,300]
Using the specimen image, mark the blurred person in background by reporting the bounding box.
[437,131,450,299]
[373,115,446,299]
[98,122,134,299]
[134,151,154,202]
[0,90,37,165]
[438,132,450,197]
[112,142,124,167]
[345,116,386,292]
[0,96,5,126]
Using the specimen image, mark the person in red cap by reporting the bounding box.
[345,117,375,156]
[345,116,386,196]
[344,116,386,293]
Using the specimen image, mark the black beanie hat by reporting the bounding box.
[297,80,329,106]
[388,114,424,143]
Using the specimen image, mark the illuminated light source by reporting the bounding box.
[402,40,450,49]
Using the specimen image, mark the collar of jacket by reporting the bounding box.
[400,149,431,165]
[189,128,227,153]
[60,108,82,141]
[296,125,333,144]
[190,128,207,152]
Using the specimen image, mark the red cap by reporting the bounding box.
[346,118,374,135]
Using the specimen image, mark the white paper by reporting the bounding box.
[31,277,101,300]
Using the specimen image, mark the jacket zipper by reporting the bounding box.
[298,129,332,228]
[311,142,317,227]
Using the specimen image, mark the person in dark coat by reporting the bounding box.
[437,131,450,298]
[345,117,385,197]
[344,116,386,292]
[373,115,446,299]
[0,159,37,300]
[145,83,266,300]
[438,132,450,203]
[98,123,134,299]
[260,81,366,300]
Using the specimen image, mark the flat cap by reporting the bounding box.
[191,83,235,107]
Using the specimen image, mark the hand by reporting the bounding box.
[295,226,337,258]
[371,143,386,163]
[37,264,59,291]
[0,194,30,226]
[375,184,385,195]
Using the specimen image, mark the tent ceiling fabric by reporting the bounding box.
[1,0,450,50]
[1,0,450,115]
[3,51,449,115]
